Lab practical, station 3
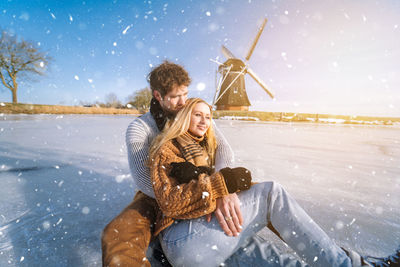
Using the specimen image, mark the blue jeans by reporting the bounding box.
[159,182,356,267]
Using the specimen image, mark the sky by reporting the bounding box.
[0,0,399,117]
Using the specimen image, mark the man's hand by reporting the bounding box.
[206,193,243,237]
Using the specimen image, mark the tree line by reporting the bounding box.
[80,87,152,112]
[1,30,152,112]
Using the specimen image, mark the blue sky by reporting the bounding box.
[0,0,399,116]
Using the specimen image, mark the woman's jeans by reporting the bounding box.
[159,182,355,267]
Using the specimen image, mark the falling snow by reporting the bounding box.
[202,191,210,199]
[1,0,400,264]
[82,207,90,215]
[122,25,132,35]
[196,82,206,91]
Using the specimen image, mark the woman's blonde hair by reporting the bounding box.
[149,98,217,166]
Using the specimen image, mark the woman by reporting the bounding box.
[149,98,397,267]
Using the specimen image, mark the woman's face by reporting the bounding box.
[188,102,211,137]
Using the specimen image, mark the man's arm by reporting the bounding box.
[126,117,157,198]
[212,121,243,237]
[213,121,235,171]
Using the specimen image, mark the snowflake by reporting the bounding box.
[82,206,90,214]
[122,25,132,35]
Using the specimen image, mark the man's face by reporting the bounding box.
[154,84,188,114]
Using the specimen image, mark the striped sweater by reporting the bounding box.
[126,112,235,198]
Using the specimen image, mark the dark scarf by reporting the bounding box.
[149,98,175,131]
[175,132,210,167]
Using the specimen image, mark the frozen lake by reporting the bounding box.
[0,114,399,266]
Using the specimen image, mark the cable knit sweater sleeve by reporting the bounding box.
[213,121,235,171]
[151,141,229,219]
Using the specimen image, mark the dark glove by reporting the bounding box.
[170,162,212,184]
[219,167,252,193]
[197,166,212,175]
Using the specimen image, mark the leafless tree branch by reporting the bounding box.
[0,30,52,103]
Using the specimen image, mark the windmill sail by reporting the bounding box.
[247,67,274,99]
[221,45,236,59]
[245,18,268,61]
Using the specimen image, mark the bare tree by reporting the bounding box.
[0,31,51,103]
[126,87,152,112]
[105,92,122,108]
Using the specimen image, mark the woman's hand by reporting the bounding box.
[206,193,243,237]
[170,162,212,184]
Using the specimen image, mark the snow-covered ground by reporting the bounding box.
[0,114,399,266]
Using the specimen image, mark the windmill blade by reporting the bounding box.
[209,58,224,66]
[247,67,275,99]
[212,70,224,106]
[221,45,236,59]
[245,18,268,61]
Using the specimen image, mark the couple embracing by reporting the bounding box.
[102,61,399,267]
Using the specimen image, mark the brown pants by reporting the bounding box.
[102,191,158,267]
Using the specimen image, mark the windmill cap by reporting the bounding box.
[219,58,245,72]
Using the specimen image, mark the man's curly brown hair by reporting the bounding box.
[147,61,191,97]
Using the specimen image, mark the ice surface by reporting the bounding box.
[0,115,399,266]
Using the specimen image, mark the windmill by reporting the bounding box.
[212,18,274,111]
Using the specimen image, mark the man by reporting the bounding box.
[102,61,241,266]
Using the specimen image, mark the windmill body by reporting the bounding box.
[215,59,250,111]
[213,18,275,111]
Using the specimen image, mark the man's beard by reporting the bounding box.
[150,98,177,131]
[163,106,180,117]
